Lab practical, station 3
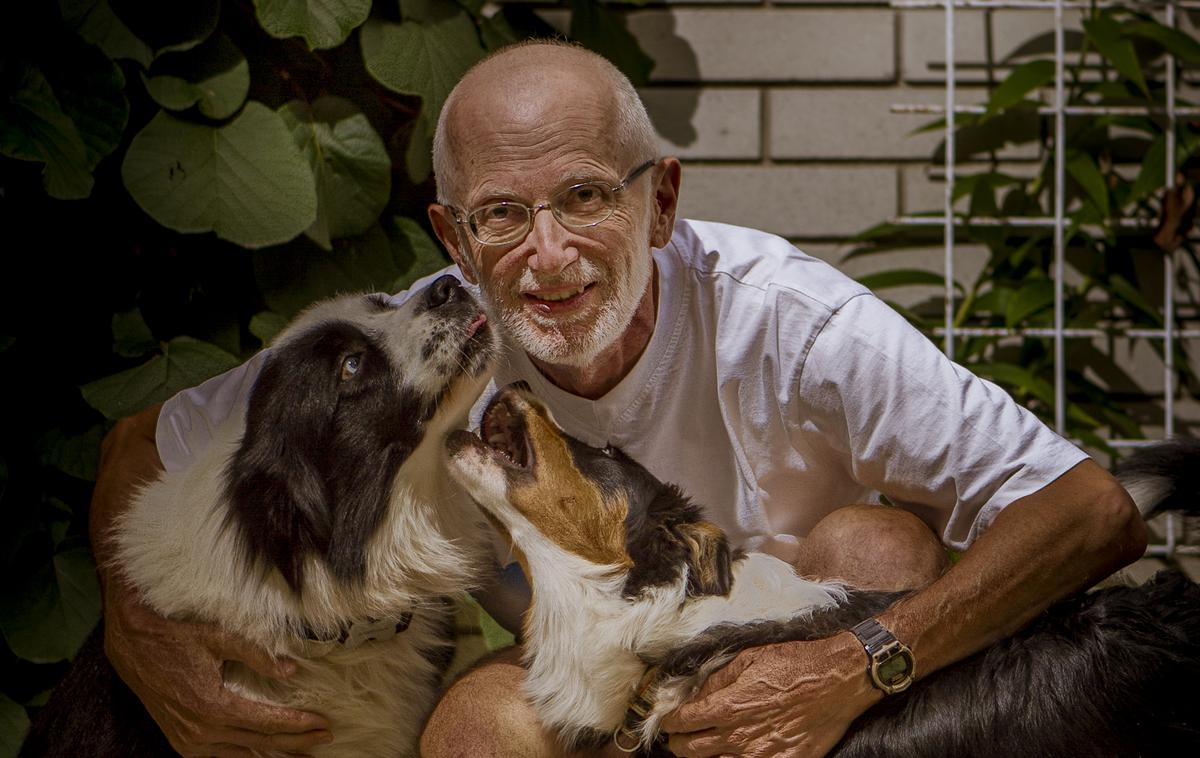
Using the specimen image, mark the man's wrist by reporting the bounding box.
[848,618,916,695]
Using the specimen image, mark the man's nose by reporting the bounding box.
[524,206,579,275]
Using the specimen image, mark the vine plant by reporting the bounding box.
[851,4,1200,452]
[0,0,656,751]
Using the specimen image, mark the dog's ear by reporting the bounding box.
[675,520,734,597]
[224,342,337,591]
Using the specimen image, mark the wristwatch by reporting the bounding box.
[849,618,916,695]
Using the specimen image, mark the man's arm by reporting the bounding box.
[91,404,333,757]
[662,459,1146,757]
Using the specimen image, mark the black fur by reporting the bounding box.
[542,428,1200,758]
[224,318,428,589]
[1115,437,1200,515]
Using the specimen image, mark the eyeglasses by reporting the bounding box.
[450,159,658,246]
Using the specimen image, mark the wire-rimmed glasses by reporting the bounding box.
[450,159,658,246]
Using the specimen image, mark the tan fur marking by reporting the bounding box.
[679,521,728,595]
[507,401,631,568]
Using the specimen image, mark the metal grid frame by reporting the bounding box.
[889,0,1196,557]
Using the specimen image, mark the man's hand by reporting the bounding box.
[662,634,877,758]
[104,577,333,757]
[92,406,331,756]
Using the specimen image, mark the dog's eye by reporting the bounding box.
[341,354,362,381]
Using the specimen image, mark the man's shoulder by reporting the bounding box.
[666,219,869,311]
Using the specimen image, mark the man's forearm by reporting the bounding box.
[875,458,1147,680]
[90,403,164,595]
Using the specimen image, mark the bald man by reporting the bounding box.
[93,41,1145,758]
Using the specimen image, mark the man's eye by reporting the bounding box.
[483,205,511,221]
[341,354,362,381]
[568,185,602,205]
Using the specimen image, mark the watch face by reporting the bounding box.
[877,651,913,685]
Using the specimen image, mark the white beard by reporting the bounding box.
[487,249,653,368]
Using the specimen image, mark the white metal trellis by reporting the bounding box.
[889,0,1196,557]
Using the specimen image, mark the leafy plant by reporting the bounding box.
[850,5,1200,451]
[0,0,658,750]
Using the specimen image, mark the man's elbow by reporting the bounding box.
[1086,474,1148,569]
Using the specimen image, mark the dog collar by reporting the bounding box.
[304,612,413,649]
[849,617,915,695]
[613,664,662,753]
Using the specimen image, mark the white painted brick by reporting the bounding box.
[903,9,1084,84]
[640,87,761,160]
[677,165,897,238]
[539,9,896,82]
[770,86,1036,160]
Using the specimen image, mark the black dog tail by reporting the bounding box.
[1114,438,1200,517]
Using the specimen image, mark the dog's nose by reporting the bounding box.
[424,275,461,309]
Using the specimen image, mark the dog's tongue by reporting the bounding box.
[465,312,487,338]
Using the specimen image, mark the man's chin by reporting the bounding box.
[503,310,618,368]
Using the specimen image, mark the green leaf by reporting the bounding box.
[0,693,30,758]
[1126,132,1165,207]
[253,0,371,50]
[568,0,655,87]
[401,0,460,23]
[1005,278,1055,326]
[1122,20,1200,65]
[279,97,392,250]
[0,65,93,199]
[974,362,1056,407]
[1108,274,1162,323]
[254,224,411,319]
[41,31,130,171]
[361,14,486,183]
[390,215,451,292]
[984,60,1055,116]
[0,547,100,663]
[142,33,250,120]
[122,104,318,248]
[63,0,154,67]
[80,337,241,419]
[478,10,521,51]
[38,426,104,482]
[0,336,13,353]
[856,269,948,292]
[250,311,289,345]
[1083,15,1149,98]
[112,308,158,357]
[1065,149,1109,212]
[109,0,220,56]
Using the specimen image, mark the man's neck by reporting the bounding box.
[529,266,658,400]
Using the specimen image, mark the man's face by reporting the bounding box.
[462,155,656,368]
[436,77,660,368]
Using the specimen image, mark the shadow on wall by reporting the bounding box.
[633,10,700,148]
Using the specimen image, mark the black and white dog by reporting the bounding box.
[25,276,499,757]
[447,383,1200,757]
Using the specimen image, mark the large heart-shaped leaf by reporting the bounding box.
[568,0,654,87]
[61,0,153,67]
[142,33,249,120]
[122,103,317,248]
[361,14,485,182]
[253,0,371,50]
[389,216,451,292]
[0,65,93,199]
[112,308,158,358]
[109,0,220,56]
[279,98,392,250]
[38,426,105,483]
[41,31,129,170]
[80,337,241,419]
[254,224,409,318]
[0,693,30,758]
[0,546,100,663]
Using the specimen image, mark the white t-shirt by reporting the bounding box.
[158,219,1087,564]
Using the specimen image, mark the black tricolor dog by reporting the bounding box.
[24,276,499,758]
[447,383,1200,757]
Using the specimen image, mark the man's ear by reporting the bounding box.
[429,204,478,285]
[649,157,682,249]
[674,519,733,597]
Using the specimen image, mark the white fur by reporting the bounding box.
[115,293,496,757]
[446,448,845,749]
[1119,472,1172,516]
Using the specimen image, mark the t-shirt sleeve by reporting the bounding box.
[795,293,1089,551]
